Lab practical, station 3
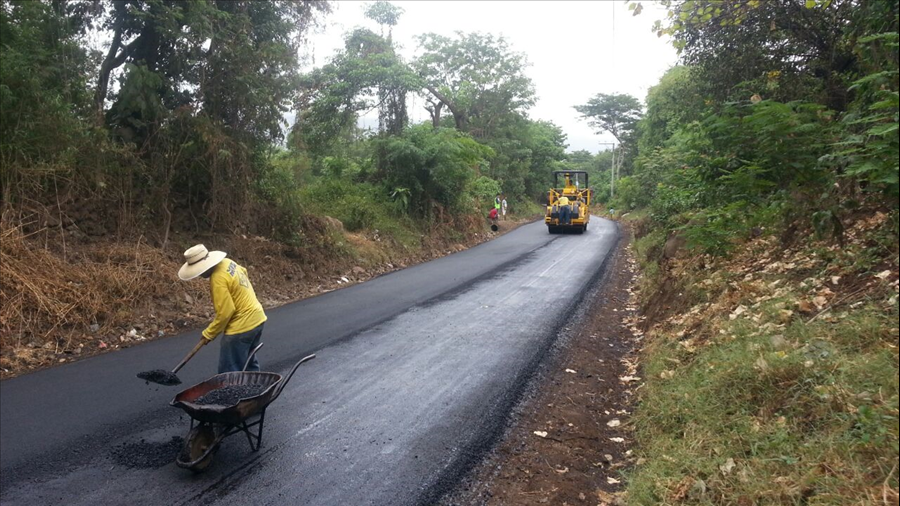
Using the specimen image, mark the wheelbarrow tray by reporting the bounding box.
[170,371,282,425]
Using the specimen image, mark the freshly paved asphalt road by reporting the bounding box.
[0,219,618,506]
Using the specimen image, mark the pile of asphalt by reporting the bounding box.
[136,369,181,386]
[194,384,265,406]
[110,436,184,469]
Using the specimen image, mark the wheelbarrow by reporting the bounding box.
[170,344,315,472]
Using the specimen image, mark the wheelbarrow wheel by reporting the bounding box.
[177,424,218,472]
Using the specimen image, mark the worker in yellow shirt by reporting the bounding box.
[178,244,267,373]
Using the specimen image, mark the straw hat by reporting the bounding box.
[178,244,226,281]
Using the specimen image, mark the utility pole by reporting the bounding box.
[611,145,617,199]
[597,142,617,200]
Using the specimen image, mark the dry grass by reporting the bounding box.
[0,209,524,378]
[0,220,202,375]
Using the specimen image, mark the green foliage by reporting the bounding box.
[0,0,331,240]
[107,64,168,142]
[481,117,569,203]
[629,98,841,254]
[364,1,404,35]
[321,156,361,179]
[344,197,378,232]
[650,0,889,110]
[374,124,494,215]
[0,0,93,179]
[295,27,420,154]
[254,150,308,244]
[833,30,900,196]
[622,3,899,502]
[637,66,707,152]
[469,176,502,204]
[609,176,643,211]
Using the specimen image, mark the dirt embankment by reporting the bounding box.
[0,213,529,379]
[444,225,642,506]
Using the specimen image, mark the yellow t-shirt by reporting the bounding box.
[202,258,267,340]
[558,196,570,206]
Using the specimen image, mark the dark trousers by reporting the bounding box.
[559,205,571,224]
[218,323,264,373]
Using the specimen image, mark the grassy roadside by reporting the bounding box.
[623,210,899,504]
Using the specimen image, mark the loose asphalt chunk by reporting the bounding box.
[136,369,181,386]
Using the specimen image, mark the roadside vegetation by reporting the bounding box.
[0,1,568,376]
[583,1,899,503]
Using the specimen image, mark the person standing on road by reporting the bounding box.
[501,195,508,220]
[178,244,267,373]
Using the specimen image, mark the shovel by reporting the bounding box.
[137,339,207,386]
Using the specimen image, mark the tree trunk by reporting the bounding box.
[425,101,444,129]
[95,22,125,123]
[424,84,467,131]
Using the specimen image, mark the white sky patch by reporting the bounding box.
[301,1,678,153]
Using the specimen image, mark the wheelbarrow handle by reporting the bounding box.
[273,354,316,400]
[172,339,207,375]
[242,342,264,372]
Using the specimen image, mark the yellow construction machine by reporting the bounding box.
[545,171,591,234]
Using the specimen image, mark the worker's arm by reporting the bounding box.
[202,275,235,341]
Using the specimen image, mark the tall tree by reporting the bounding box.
[293,27,419,154]
[574,93,643,144]
[202,1,328,144]
[414,32,535,134]
[363,1,408,135]
[364,1,403,39]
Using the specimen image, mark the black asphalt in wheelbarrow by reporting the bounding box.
[170,346,315,472]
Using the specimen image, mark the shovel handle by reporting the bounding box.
[172,339,207,375]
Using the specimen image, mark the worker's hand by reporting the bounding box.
[200,336,212,346]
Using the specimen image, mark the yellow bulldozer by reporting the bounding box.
[545,171,591,234]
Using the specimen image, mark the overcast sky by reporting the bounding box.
[301,1,678,153]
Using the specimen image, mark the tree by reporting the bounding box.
[414,32,535,135]
[293,27,420,154]
[202,1,328,144]
[94,0,212,123]
[0,0,96,169]
[95,1,329,141]
[574,92,643,144]
[363,2,408,136]
[364,1,403,39]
